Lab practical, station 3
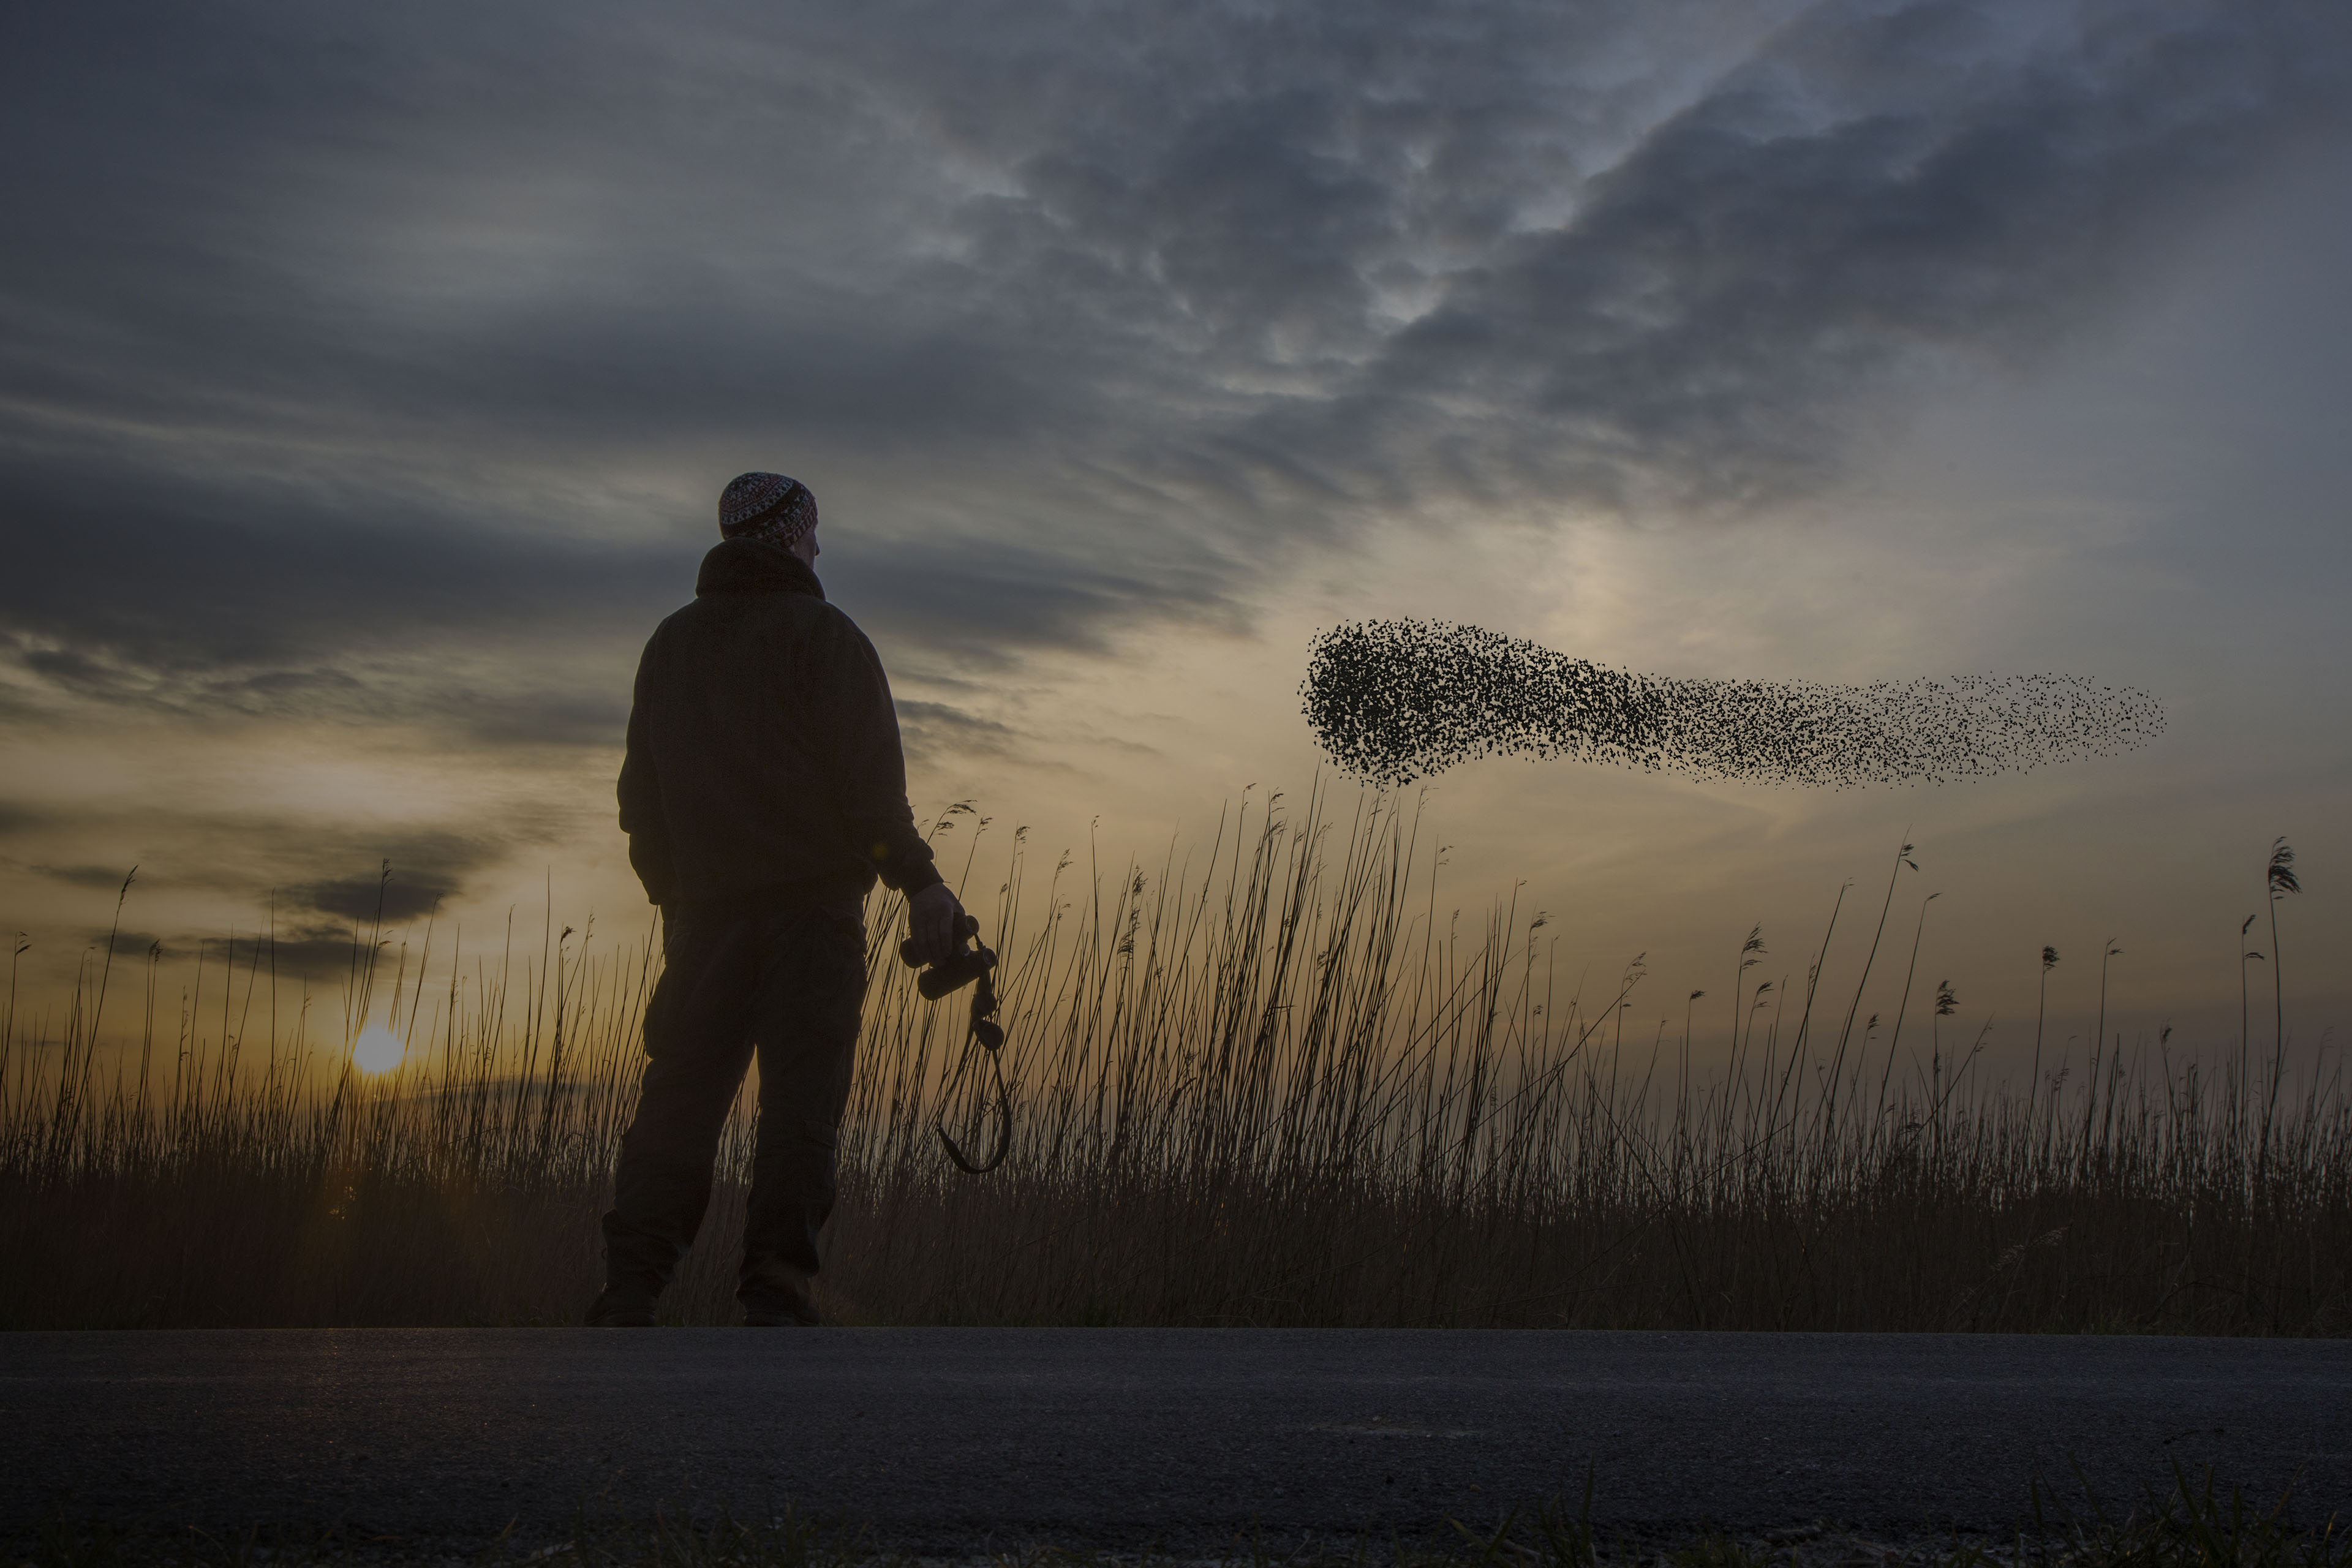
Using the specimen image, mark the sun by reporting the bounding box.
[352,1023,405,1075]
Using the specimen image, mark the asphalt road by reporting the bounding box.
[4,1329,2348,1552]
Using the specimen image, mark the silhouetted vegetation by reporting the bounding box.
[1,796,2343,1331]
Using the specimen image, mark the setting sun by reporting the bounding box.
[352,1023,404,1076]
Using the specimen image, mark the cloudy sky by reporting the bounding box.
[4,0,2348,1062]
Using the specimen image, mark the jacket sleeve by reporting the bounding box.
[806,612,944,896]
[616,638,678,907]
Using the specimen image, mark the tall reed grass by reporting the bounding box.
[2,788,2346,1331]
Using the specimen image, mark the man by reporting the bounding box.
[592,470,965,1328]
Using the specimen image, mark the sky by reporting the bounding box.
[4,0,2348,1069]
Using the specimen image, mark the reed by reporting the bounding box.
[2,785,2346,1332]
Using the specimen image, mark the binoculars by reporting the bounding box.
[898,913,997,1001]
[903,912,1011,1173]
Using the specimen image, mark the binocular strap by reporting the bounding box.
[935,973,1012,1175]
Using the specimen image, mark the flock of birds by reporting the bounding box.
[1301,619,2165,788]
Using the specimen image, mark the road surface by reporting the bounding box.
[4,1329,2347,1551]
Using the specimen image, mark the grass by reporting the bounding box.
[1,785,2346,1331]
[13,1468,2348,1568]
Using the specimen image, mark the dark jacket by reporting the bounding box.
[617,538,943,913]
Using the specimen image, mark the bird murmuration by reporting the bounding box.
[1300,619,2165,788]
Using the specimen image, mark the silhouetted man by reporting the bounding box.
[591,471,964,1327]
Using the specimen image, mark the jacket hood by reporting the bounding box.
[695,537,826,601]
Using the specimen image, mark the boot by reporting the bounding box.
[739,1256,820,1327]
[584,1279,660,1327]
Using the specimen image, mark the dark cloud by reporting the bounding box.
[297,878,444,925]
[66,928,164,962]
[0,0,1747,718]
[0,802,555,936]
[0,813,574,989]
[1297,0,2352,513]
[0,0,2342,740]
[894,699,1023,767]
[838,532,1245,673]
[23,864,142,892]
[0,804,52,841]
[124,921,401,989]
[233,930,373,987]
[291,835,491,927]
[0,443,674,698]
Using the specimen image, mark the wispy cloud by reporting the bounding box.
[2,0,2342,924]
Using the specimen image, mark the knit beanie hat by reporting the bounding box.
[718,472,820,548]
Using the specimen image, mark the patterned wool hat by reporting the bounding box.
[718,472,820,548]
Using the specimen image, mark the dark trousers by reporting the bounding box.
[600,900,867,1309]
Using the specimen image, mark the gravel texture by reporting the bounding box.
[4,1329,2346,1553]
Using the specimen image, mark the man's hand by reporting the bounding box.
[907,881,968,967]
